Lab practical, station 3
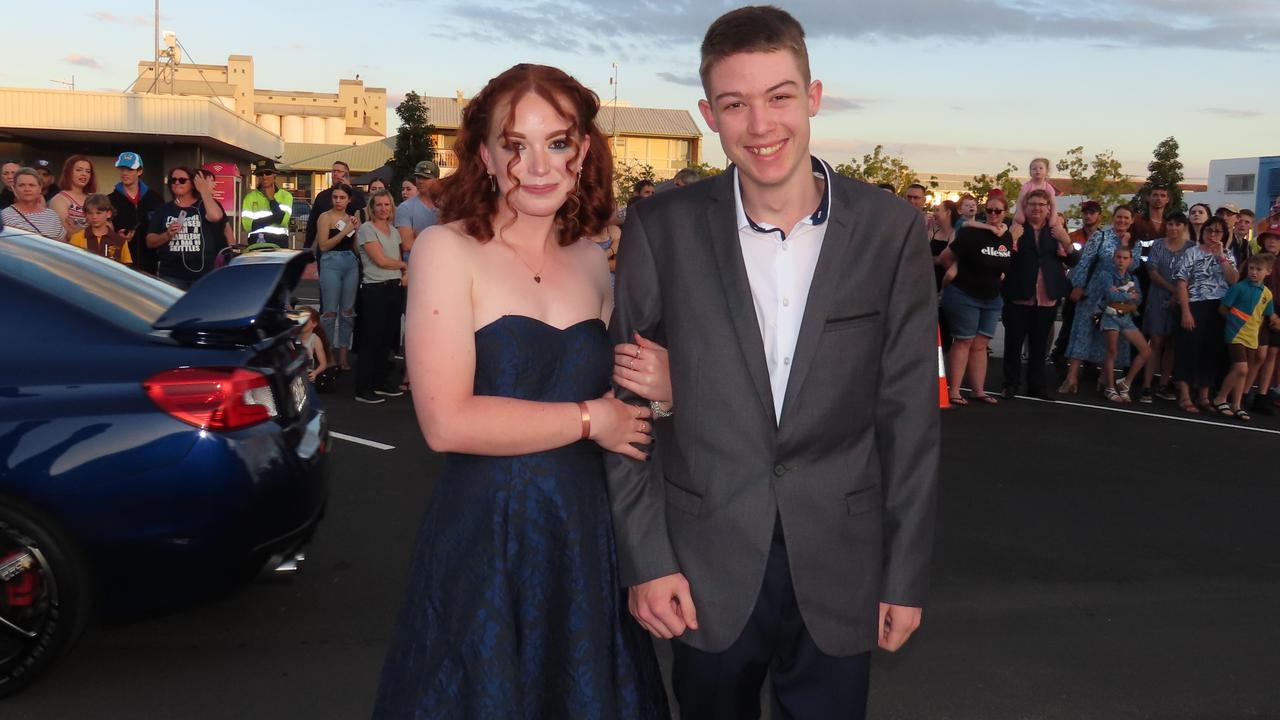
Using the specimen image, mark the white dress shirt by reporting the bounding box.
[733,157,833,422]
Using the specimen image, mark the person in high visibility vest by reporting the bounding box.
[241,159,292,247]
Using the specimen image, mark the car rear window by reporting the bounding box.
[0,231,181,334]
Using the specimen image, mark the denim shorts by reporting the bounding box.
[941,285,1002,340]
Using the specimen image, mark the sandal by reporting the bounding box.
[948,395,969,406]
[971,394,999,405]
[1057,380,1078,395]
[1236,408,1252,421]
[1214,402,1235,418]
[1104,387,1124,403]
[1178,399,1200,414]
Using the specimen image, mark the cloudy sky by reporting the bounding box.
[8,0,1279,180]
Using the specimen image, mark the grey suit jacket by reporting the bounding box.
[604,167,939,656]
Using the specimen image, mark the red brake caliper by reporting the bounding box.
[0,551,39,608]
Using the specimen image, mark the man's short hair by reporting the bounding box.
[1149,184,1169,193]
[673,168,700,185]
[1025,189,1052,204]
[332,161,351,171]
[906,183,926,194]
[633,179,655,193]
[877,182,896,192]
[1241,209,1256,218]
[700,5,810,93]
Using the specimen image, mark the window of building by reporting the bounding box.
[1226,174,1255,193]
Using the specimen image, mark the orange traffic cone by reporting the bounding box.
[937,327,950,409]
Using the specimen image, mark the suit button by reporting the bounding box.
[773,464,787,477]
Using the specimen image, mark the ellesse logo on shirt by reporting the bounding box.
[981,245,1011,258]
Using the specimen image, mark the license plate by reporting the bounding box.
[291,376,307,414]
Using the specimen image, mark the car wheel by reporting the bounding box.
[0,499,94,699]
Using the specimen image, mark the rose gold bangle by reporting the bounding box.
[576,401,591,440]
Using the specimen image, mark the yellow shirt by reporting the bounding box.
[69,228,133,265]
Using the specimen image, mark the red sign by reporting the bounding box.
[202,162,240,215]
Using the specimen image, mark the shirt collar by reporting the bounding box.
[733,155,832,238]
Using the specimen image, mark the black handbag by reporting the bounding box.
[312,367,340,394]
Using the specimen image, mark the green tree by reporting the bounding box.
[963,163,1021,204]
[833,145,937,194]
[1056,146,1129,221]
[388,92,437,188]
[615,160,656,201]
[687,161,722,179]
[1131,136,1185,215]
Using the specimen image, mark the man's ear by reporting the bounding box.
[698,99,719,134]
[807,79,823,117]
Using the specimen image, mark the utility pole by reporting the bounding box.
[154,0,160,94]
[609,62,619,140]
[51,76,75,91]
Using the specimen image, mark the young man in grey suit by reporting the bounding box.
[605,6,939,718]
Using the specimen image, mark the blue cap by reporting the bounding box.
[115,151,143,169]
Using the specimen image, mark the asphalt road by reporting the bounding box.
[7,340,1280,719]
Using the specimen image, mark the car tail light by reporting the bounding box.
[144,368,278,431]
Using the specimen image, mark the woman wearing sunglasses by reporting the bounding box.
[145,167,229,290]
[937,192,1014,405]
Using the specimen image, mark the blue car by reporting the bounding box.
[0,230,329,698]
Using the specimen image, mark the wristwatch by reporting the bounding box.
[649,400,674,419]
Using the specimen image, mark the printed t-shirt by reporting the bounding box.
[148,200,228,282]
[949,226,1014,300]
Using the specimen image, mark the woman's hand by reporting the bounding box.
[1181,312,1196,331]
[586,391,653,461]
[307,368,319,381]
[613,333,672,406]
[1069,287,1085,303]
[193,173,215,197]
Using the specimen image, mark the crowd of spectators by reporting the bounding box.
[924,163,1279,421]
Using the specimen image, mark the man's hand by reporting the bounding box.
[629,573,698,639]
[1069,287,1084,303]
[877,602,922,652]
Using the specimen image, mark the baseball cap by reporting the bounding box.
[115,151,143,169]
[413,160,440,179]
[1080,200,1102,212]
[1219,202,1240,214]
[254,159,279,174]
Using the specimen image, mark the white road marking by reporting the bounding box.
[331,431,396,450]
[957,386,1280,436]
[295,296,320,304]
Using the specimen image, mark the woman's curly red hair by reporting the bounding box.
[437,64,615,247]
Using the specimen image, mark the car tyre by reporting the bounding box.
[0,498,94,699]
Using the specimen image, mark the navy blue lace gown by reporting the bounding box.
[373,315,669,720]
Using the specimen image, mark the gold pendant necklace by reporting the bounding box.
[506,239,548,284]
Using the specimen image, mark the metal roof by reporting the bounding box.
[279,138,395,172]
[419,96,700,138]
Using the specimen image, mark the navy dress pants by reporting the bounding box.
[671,519,871,720]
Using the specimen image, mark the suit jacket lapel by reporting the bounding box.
[778,180,856,427]
[707,172,776,424]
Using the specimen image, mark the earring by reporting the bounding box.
[575,171,581,191]
[488,173,496,193]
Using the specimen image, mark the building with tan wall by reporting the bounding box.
[419,93,701,181]
[130,55,386,146]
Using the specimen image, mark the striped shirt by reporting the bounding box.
[1,206,68,241]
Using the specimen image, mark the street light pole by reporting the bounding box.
[153,0,160,94]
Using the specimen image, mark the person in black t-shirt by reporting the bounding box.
[145,167,228,290]
[938,194,1014,405]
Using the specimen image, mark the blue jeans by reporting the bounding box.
[319,251,358,349]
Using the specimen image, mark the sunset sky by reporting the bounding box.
[10,0,1279,180]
